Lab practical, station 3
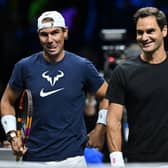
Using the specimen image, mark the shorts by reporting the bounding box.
[45,155,87,168]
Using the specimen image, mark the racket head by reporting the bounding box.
[15,89,33,144]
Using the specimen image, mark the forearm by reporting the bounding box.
[106,103,125,167]
[107,121,125,167]
[107,120,122,152]
[1,101,16,116]
[1,85,19,116]
[1,86,18,134]
[87,99,108,150]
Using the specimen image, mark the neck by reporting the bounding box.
[141,50,167,64]
[43,50,65,63]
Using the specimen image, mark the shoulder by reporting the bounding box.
[64,50,94,71]
[18,52,43,64]
[116,55,141,71]
[15,52,43,70]
[12,52,43,73]
[65,50,90,63]
[110,55,142,81]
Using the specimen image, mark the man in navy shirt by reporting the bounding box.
[1,11,108,167]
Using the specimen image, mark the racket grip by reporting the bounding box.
[15,130,22,161]
[16,154,20,161]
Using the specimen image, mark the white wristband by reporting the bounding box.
[110,152,125,167]
[96,109,107,125]
[1,115,16,134]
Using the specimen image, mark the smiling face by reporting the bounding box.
[38,26,68,62]
[136,15,167,55]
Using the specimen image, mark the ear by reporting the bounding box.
[162,25,167,37]
[64,27,68,40]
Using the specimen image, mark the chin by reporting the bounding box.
[48,51,58,56]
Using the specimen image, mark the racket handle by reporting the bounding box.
[16,155,20,161]
[15,130,22,161]
[16,151,23,161]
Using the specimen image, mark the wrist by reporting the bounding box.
[1,115,16,134]
[6,131,17,143]
[109,151,125,167]
[96,109,107,125]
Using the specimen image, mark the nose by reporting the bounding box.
[140,32,149,41]
[47,34,54,42]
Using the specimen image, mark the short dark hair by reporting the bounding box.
[133,7,167,30]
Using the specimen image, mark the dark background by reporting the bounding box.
[0,0,168,88]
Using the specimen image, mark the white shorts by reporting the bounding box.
[45,156,87,168]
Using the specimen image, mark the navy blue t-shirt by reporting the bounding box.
[9,51,104,161]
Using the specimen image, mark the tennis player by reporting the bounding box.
[106,7,168,167]
[1,11,108,167]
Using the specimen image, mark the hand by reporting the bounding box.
[10,136,27,157]
[87,123,106,151]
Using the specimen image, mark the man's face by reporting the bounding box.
[38,26,68,59]
[136,15,167,54]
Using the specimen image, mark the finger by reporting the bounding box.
[21,146,28,154]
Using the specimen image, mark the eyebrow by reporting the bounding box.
[136,28,155,34]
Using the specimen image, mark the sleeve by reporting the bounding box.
[8,61,25,91]
[84,59,104,93]
[105,66,126,105]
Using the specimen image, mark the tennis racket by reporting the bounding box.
[15,89,33,161]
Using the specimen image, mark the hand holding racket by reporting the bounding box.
[15,89,33,161]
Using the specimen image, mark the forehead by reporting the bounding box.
[136,15,159,30]
[39,26,62,33]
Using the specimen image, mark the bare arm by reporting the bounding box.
[1,85,27,156]
[87,98,109,150]
[87,81,109,150]
[107,102,125,167]
[106,102,124,152]
[1,84,20,116]
[96,81,108,98]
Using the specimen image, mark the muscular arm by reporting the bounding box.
[106,102,124,152]
[1,85,27,156]
[87,81,109,150]
[96,81,108,98]
[87,98,109,150]
[1,84,20,116]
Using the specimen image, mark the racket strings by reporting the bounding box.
[15,89,33,161]
[16,90,33,144]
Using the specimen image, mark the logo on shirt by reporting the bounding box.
[42,70,64,86]
[40,88,64,97]
[40,70,64,97]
